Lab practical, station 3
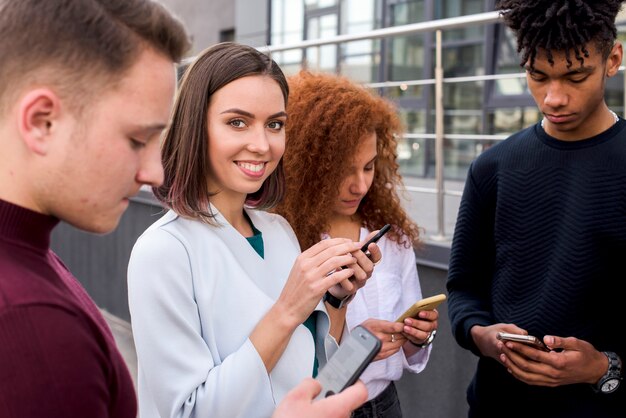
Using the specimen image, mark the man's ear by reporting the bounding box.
[17,88,61,155]
[606,42,623,78]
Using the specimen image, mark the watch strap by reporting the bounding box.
[594,351,622,394]
[323,291,353,309]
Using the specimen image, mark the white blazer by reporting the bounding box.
[128,207,336,418]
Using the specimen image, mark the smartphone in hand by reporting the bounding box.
[496,332,550,352]
[395,293,447,323]
[339,224,391,278]
[360,224,391,255]
[315,325,381,400]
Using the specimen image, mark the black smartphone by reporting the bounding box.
[314,325,381,400]
[360,224,391,254]
[339,224,391,275]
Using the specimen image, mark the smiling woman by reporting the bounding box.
[126,42,378,418]
[205,75,287,199]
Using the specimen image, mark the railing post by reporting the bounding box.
[431,29,447,241]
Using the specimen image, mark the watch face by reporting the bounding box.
[601,378,620,393]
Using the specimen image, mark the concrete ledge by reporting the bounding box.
[415,240,451,271]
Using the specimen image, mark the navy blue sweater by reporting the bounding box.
[447,120,626,417]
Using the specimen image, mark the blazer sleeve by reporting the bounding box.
[128,227,275,418]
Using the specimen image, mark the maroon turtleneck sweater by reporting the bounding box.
[0,199,136,418]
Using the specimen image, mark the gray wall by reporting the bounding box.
[155,0,236,55]
[395,264,476,417]
[51,194,166,322]
[235,0,269,47]
[154,0,269,54]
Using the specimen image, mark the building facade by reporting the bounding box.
[160,0,626,183]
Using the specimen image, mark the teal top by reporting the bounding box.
[302,315,319,377]
[245,226,264,259]
[244,212,264,258]
[244,213,318,377]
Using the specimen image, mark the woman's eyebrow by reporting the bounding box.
[219,109,287,119]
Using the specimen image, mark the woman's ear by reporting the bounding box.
[17,88,60,155]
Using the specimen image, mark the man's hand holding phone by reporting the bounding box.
[273,378,367,418]
[494,330,600,388]
[314,325,381,400]
[496,332,550,352]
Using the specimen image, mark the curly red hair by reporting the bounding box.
[274,70,422,251]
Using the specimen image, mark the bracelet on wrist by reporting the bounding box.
[410,329,437,348]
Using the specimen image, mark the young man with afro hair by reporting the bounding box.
[447,1,625,416]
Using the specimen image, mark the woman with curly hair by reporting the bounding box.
[274,70,439,418]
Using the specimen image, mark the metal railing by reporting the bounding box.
[258,11,505,241]
[255,11,626,242]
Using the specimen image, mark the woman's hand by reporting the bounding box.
[359,319,405,361]
[401,308,439,346]
[326,230,383,300]
[400,308,439,356]
[276,238,362,325]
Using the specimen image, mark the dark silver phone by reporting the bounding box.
[315,325,381,400]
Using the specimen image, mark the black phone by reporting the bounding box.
[315,325,381,400]
[339,224,391,275]
[360,224,391,254]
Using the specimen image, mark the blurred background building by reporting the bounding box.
[155,0,626,243]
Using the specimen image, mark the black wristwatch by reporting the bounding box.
[594,351,622,394]
[323,291,354,309]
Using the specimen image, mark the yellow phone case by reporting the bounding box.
[396,293,447,323]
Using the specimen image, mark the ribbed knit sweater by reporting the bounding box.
[447,120,626,417]
[0,199,136,418]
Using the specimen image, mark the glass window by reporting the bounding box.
[270,0,304,68]
[342,0,375,32]
[340,40,381,82]
[490,107,541,136]
[305,13,339,72]
[439,0,484,41]
[219,28,235,42]
[384,84,426,100]
[339,0,378,81]
[305,0,338,10]
[386,1,427,99]
[494,27,527,96]
[397,109,428,177]
[442,43,482,77]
